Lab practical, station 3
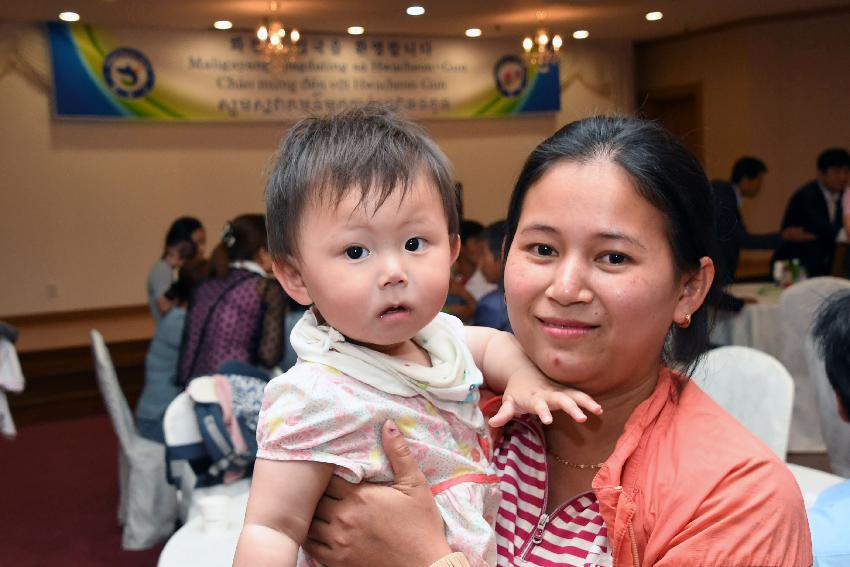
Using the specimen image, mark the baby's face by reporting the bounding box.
[285,175,458,356]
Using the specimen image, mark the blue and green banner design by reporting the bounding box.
[47,22,559,121]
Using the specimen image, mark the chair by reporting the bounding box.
[780,277,850,452]
[691,345,794,459]
[90,330,178,549]
[805,339,850,478]
[162,380,251,525]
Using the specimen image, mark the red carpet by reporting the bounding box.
[0,415,164,566]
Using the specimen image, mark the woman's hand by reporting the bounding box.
[303,420,453,567]
[488,367,602,427]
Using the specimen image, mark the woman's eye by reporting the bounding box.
[404,237,425,252]
[533,244,556,256]
[345,246,368,260]
[602,252,628,265]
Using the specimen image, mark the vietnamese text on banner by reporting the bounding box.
[47,22,560,121]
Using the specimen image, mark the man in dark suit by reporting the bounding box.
[774,148,850,277]
[713,157,813,311]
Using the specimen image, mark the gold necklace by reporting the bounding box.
[547,448,605,470]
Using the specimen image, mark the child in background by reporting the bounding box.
[234,104,601,567]
[473,220,512,332]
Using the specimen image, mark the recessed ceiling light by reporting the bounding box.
[573,30,589,39]
[213,20,233,30]
[406,6,425,16]
[646,11,663,21]
[59,11,80,22]
[347,26,365,35]
[465,28,482,38]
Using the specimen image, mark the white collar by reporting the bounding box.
[229,260,268,277]
[818,181,840,203]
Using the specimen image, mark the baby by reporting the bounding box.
[234,104,600,566]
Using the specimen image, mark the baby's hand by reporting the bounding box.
[488,368,602,427]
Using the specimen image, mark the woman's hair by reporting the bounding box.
[264,102,458,263]
[163,216,203,258]
[210,214,268,277]
[164,257,211,304]
[811,290,850,415]
[503,115,722,371]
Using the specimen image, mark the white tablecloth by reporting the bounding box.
[711,283,783,359]
[711,283,825,452]
[159,484,249,567]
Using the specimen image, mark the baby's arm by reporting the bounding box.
[234,459,334,566]
[465,326,601,427]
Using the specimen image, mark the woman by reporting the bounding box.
[147,216,206,324]
[300,117,812,566]
[177,214,287,386]
[136,257,209,442]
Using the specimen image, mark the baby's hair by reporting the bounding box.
[265,102,458,263]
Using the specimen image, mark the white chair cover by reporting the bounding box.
[780,277,850,452]
[805,339,850,478]
[162,382,251,524]
[90,330,178,549]
[0,338,25,438]
[691,346,794,459]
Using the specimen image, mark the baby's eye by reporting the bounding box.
[404,237,425,252]
[600,252,628,265]
[345,246,369,260]
[532,244,556,257]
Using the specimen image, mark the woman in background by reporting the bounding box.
[177,214,288,386]
[147,216,206,324]
[136,257,210,442]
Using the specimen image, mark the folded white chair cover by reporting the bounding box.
[780,277,850,452]
[805,339,850,478]
[691,345,794,459]
[90,330,178,550]
[0,338,25,438]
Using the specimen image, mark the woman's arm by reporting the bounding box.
[303,421,454,567]
[464,326,601,426]
[234,459,334,566]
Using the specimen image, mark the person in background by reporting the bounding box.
[147,216,206,324]
[713,157,814,311]
[774,148,850,277]
[136,257,210,443]
[809,290,850,567]
[472,220,511,332]
[177,214,288,386]
[442,220,484,322]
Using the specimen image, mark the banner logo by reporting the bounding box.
[102,47,155,98]
[493,55,527,98]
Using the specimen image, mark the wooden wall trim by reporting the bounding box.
[3,303,150,326]
[636,4,850,48]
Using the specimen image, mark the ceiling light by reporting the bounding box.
[406,6,425,16]
[646,11,663,21]
[465,28,482,38]
[522,28,562,71]
[348,26,365,35]
[572,30,589,40]
[213,20,233,30]
[59,11,80,22]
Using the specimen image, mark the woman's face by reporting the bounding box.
[504,159,706,397]
[192,228,207,258]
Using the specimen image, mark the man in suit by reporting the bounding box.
[713,157,813,311]
[774,148,850,277]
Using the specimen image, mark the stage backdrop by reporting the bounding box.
[47,22,560,121]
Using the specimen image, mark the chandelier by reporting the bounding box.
[522,28,562,72]
[255,2,301,67]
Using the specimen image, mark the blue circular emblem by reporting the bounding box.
[493,55,527,98]
[102,47,155,99]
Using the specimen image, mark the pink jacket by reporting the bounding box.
[593,368,812,566]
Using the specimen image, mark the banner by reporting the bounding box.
[47,22,560,121]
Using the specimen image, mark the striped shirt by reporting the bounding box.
[494,419,611,566]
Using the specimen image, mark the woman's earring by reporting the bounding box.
[678,313,692,328]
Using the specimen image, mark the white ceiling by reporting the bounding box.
[3,0,850,41]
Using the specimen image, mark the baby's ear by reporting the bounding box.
[450,233,461,263]
[272,258,312,306]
